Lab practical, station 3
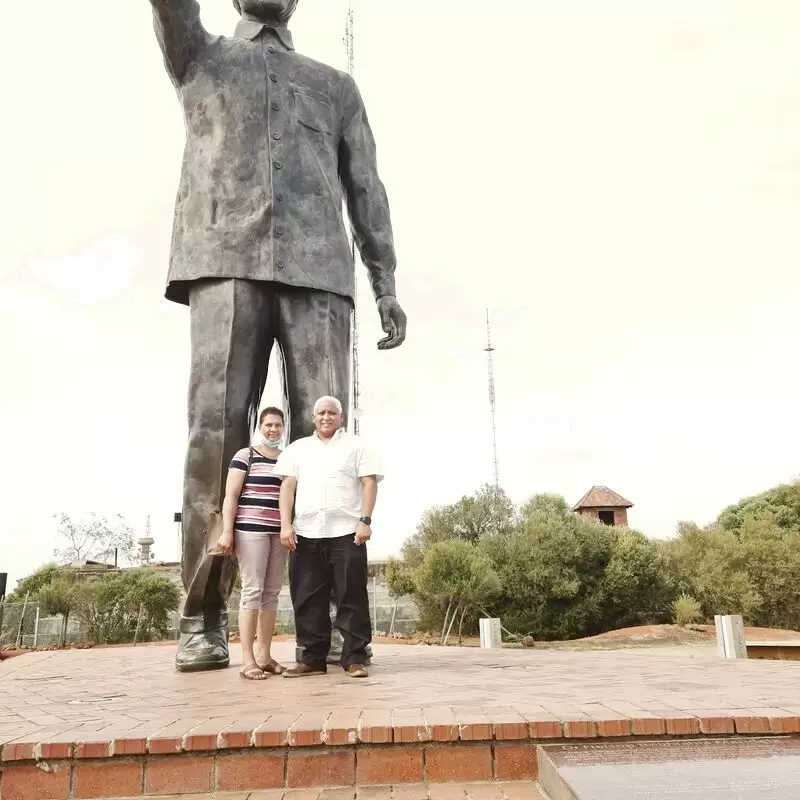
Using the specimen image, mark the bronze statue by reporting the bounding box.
[148,0,407,672]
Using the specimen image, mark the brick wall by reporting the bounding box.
[613,508,629,527]
[574,507,629,527]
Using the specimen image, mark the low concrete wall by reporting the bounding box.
[225,582,419,638]
[0,582,419,647]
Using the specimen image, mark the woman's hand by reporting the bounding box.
[280,524,297,551]
[217,529,235,556]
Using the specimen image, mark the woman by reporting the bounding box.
[218,406,288,680]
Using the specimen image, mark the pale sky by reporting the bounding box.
[3,0,800,591]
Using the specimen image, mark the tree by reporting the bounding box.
[600,529,674,629]
[53,513,136,566]
[6,563,59,603]
[520,493,570,519]
[735,514,800,631]
[403,484,517,567]
[38,574,81,647]
[478,495,676,639]
[480,506,615,640]
[662,522,762,623]
[415,540,500,645]
[386,558,416,635]
[717,480,800,534]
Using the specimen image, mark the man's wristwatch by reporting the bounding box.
[359,516,372,526]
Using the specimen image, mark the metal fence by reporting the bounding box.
[0,582,419,648]
[0,600,83,648]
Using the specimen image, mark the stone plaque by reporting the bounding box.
[479,617,502,649]
[724,613,748,658]
[538,738,800,799]
[715,614,748,659]
[714,614,727,658]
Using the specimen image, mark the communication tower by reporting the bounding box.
[485,310,500,486]
[344,2,360,435]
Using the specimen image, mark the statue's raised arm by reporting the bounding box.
[149,0,209,84]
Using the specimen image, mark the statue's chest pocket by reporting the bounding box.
[293,88,335,136]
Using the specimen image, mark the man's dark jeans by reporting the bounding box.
[289,533,371,670]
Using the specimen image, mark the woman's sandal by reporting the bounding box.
[259,659,285,675]
[240,663,268,681]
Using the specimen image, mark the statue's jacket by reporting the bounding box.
[151,1,397,306]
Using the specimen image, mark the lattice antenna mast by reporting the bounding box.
[344,1,360,435]
[485,310,500,487]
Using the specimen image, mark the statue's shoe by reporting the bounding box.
[175,626,230,673]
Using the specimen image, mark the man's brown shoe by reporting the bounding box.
[346,664,368,678]
[282,663,326,678]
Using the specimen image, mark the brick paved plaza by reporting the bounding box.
[1,642,799,798]
[3,641,800,743]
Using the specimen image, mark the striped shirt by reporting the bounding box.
[230,447,282,534]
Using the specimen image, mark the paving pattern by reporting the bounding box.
[2,642,800,759]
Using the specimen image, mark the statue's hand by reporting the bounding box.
[376,296,407,350]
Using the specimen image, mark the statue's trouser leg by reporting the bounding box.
[176,279,274,672]
[329,605,344,662]
[327,604,373,664]
[275,287,357,664]
[275,285,351,443]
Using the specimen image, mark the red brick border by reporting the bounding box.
[494,744,540,781]
[2,732,800,799]
[425,745,493,782]
[357,747,424,785]
[4,709,800,764]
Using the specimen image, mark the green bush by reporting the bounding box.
[662,522,763,623]
[74,570,180,645]
[399,479,800,642]
[38,573,81,647]
[386,558,415,599]
[672,595,702,626]
[479,502,673,640]
[415,540,500,644]
[7,563,60,603]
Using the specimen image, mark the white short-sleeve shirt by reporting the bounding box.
[272,429,384,539]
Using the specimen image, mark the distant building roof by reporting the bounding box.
[571,486,633,511]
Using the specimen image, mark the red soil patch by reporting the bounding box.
[583,624,800,643]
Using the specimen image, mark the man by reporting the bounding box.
[146,0,407,672]
[273,396,381,678]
